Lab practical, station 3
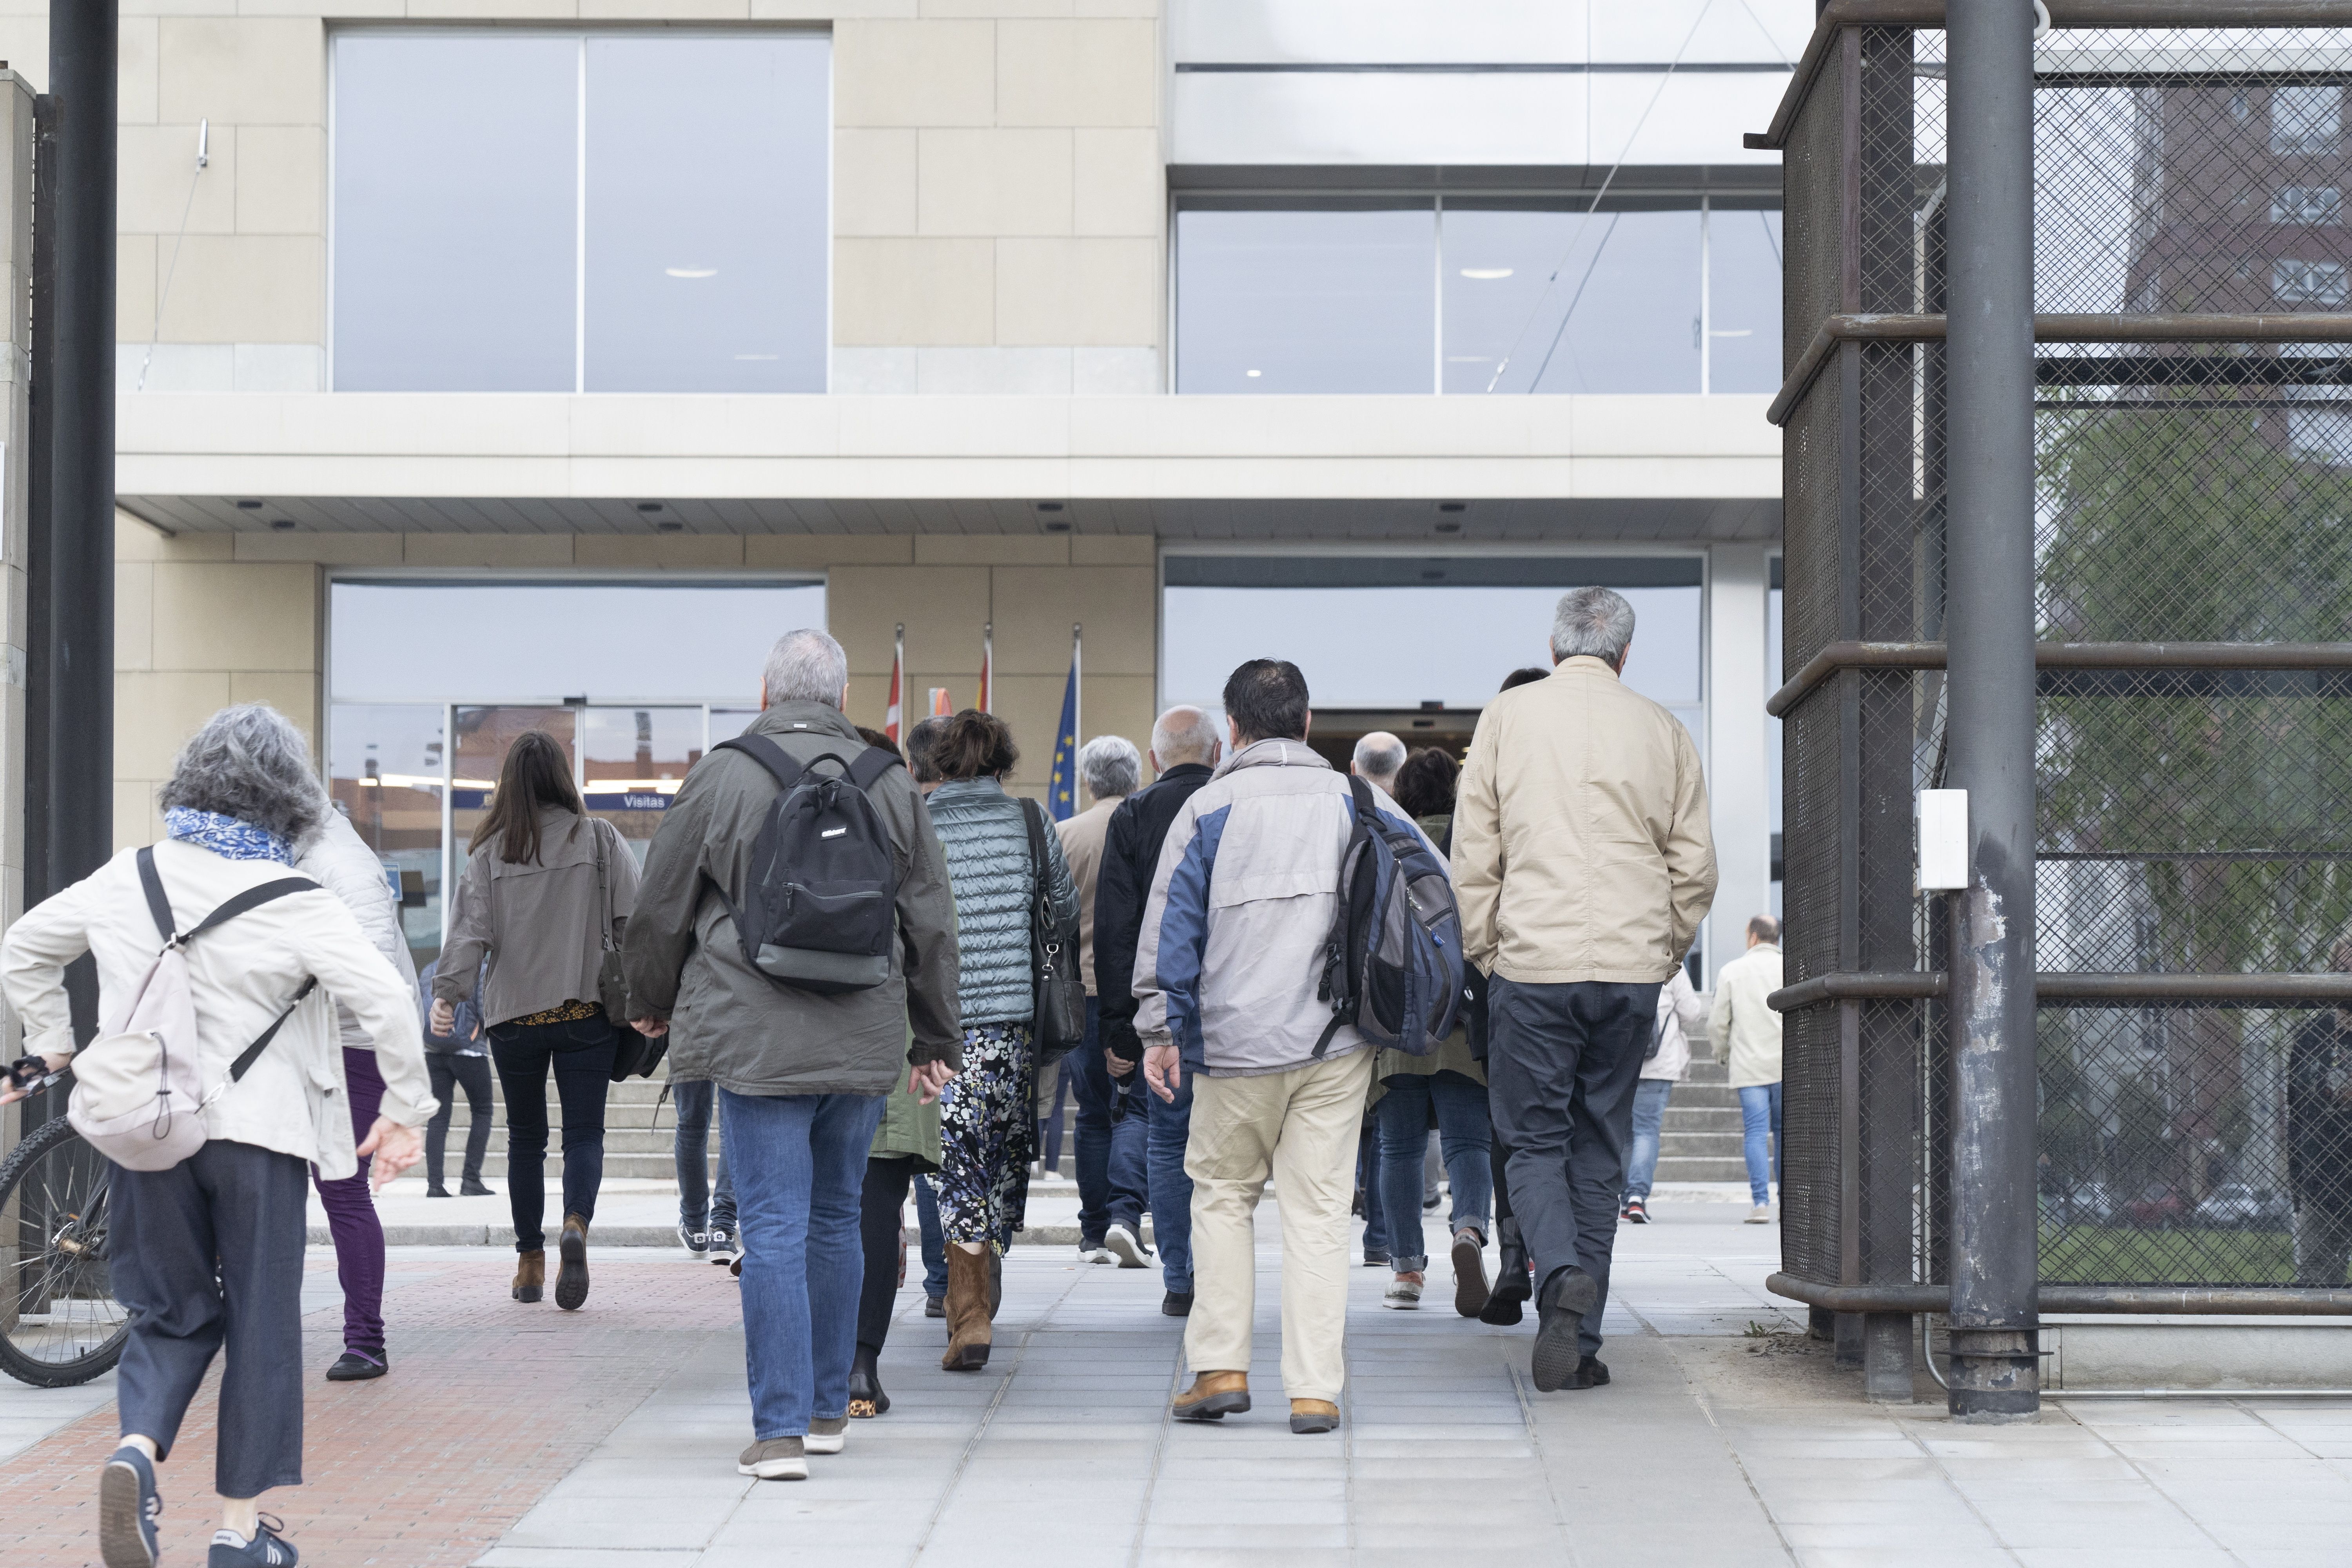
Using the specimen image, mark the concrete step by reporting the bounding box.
[1656,1156,1752,1182]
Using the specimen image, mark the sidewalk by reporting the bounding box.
[7,1201,2351,1565]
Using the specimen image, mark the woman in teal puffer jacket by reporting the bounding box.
[923,708,1080,1369]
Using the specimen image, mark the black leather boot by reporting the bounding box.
[1479,1218,1533,1326]
[848,1345,890,1418]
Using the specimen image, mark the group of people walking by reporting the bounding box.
[0,582,1760,1567]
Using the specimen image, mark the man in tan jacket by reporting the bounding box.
[1452,586,1717,1394]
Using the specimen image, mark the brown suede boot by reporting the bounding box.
[941,1245,993,1371]
[555,1213,591,1311]
[1289,1399,1341,1435]
[1173,1371,1250,1421]
[512,1249,545,1303]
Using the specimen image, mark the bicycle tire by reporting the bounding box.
[0,1111,131,1387]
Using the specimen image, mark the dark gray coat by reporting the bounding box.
[623,701,962,1096]
[926,777,1078,1029]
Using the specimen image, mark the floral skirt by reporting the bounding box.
[935,1022,1036,1250]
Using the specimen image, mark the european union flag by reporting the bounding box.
[1048,646,1080,822]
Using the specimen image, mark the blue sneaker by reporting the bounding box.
[211,1513,300,1566]
[100,1445,162,1568]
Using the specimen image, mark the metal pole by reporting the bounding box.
[1941,0,2039,1422]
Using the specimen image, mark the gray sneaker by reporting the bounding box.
[805,1415,848,1455]
[100,1445,162,1568]
[737,1437,808,1480]
[1104,1222,1150,1269]
[208,1514,299,1566]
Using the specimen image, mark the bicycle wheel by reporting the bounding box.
[0,1109,130,1387]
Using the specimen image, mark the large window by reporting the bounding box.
[1174,198,1780,395]
[332,30,829,393]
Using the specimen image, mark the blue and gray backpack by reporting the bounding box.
[1312,777,1467,1056]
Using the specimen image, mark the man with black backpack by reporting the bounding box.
[624,629,962,1483]
[1134,660,1455,1437]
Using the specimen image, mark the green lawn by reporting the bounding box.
[2039,1225,2308,1286]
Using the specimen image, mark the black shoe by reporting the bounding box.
[678,1222,708,1255]
[460,1178,494,1197]
[325,1350,387,1382]
[1479,1218,1532,1326]
[709,1226,737,1264]
[1532,1265,1600,1393]
[848,1348,890,1418]
[209,1514,299,1566]
[1363,1247,1391,1268]
[1161,1289,1194,1317]
[1567,1355,1610,1390]
[100,1444,162,1568]
[924,1294,946,1319]
[425,1183,452,1198]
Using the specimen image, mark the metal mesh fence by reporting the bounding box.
[1775,16,2352,1299]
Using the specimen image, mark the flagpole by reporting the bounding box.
[1072,622,1082,745]
[982,621,994,714]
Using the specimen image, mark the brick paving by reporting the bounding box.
[7,1249,746,1568]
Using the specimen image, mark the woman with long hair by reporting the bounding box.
[434,730,639,1310]
[922,710,1078,1371]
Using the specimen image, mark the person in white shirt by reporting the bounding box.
[1620,962,1706,1225]
[1708,916,1786,1223]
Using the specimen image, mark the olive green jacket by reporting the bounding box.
[870,1031,944,1169]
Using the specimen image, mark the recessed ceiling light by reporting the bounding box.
[1037,501,1065,513]
[236,499,263,510]
[1245,369,1262,378]
[666,267,717,279]
[655,520,685,533]
[636,502,664,513]
[1043,521,1071,533]
[1437,502,1468,514]
[1435,522,1463,534]
[1460,268,1514,280]
[270,518,296,531]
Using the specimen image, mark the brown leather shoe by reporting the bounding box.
[1173,1371,1250,1421]
[1289,1399,1340,1434]
[512,1249,545,1304]
[555,1213,591,1311]
[941,1245,993,1371]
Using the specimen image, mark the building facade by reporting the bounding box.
[0,0,1800,976]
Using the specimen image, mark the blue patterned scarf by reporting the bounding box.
[164,808,296,867]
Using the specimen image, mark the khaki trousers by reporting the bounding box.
[1183,1048,1374,1404]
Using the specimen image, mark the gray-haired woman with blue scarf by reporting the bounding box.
[1,704,433,1568]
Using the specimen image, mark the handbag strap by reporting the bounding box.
[592,818,619,953]
[1018,796,1053,944]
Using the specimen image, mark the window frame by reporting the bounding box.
[325,24,834,396]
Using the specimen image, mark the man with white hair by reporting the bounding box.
[1054,734,1152,1267]
[1452,586,1717,1395]
[1095,704,1223,1315]
[1350,731,1406,796]
[626,628,961,1481]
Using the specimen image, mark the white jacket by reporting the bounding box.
[1709,942,1785,1089]
[298,811,420,1054]
[1642,966,1706,1082]
[2,839,436,1180]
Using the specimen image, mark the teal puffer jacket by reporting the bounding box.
[927,777,1079,1029]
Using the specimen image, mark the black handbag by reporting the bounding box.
[595,822,666,1083]
[1020,797,1086,1062]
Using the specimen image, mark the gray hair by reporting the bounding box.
[159,703,330,841]
[764,628,848,708]
[1151,704,1220,766]
[1551,586,1637,666]
[1079,735,1142,800]
[1352,731,1406,786]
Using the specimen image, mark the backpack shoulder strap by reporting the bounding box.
[1345,774,1375,823]
[135,847,176,942]
[227,977,320,1084]
[181,876,323,944]
[714,733,808,793]
[846,745,904,791]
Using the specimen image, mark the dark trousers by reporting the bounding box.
[915,1173,948,1299]
[490,1015,617,1252]
[1486,976,1660,1359]
[425,1051,495,1189]
[857,1156,924,1353]
[310,1047,388,1356]
[1357,1123,1388,1258]
[113,1140,308,1498]
[1070,998,1147,1242]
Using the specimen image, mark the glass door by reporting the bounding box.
[580,706,705,865]
[450,706,579,909]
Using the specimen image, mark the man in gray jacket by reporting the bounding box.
[625,628,961,1482]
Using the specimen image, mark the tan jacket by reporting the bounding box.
[1056,794,1122,996]
[1452,655,1718,985]
[1709,942,1784,1088]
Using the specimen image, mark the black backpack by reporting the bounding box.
[704,734,906,995]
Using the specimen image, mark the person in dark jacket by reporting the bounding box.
[624,630,961,1483]
[924,709,1080,1373]
[418,955,494,1199]
[2289,935,2352,1286]
[1095,704,1224,1315]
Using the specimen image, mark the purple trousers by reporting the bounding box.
[311,1046,388,1357]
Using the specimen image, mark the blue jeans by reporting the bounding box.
[1146,1063,1195,1293]
[671,1078,737,1234]
[1624,1078,1675,1203]
[1358,1123,1388,1258]
[1376,1070,1494,1269]
[1740,1083,1783,1206]
[914,1173,948,1299]
[719,1089,886,1441]
[1071,998,1148,1242]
